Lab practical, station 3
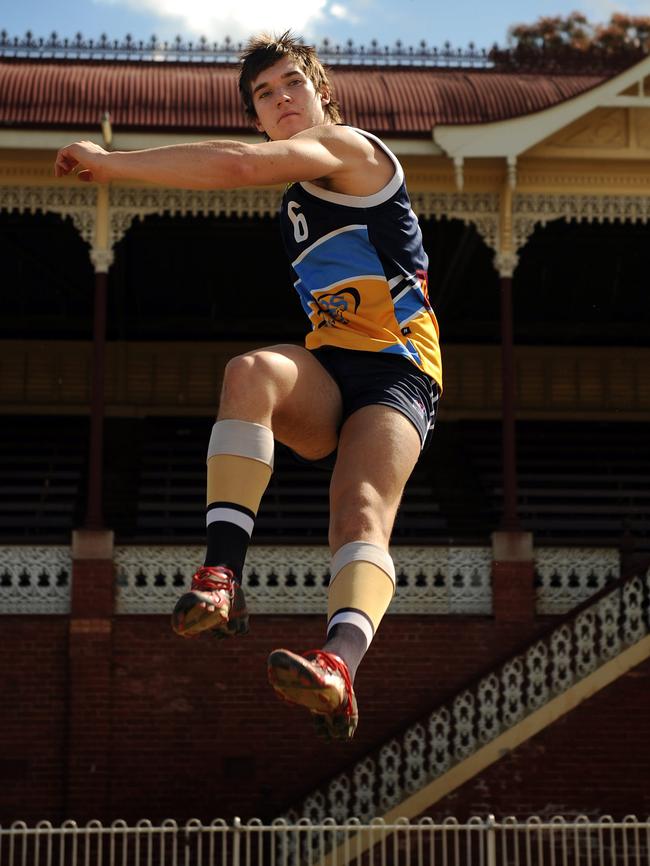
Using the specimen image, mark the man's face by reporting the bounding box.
[250,56,331,141]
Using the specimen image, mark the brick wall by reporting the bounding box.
[0,612,647,825]
[106,615,542,824]
[0,619,69,824]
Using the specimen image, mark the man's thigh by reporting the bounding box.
[328,404,422,549]
[249,344,344,460]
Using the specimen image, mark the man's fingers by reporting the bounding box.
[54,141,107,182]
[54,150,79,176]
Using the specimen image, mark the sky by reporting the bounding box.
[2,0,650,54]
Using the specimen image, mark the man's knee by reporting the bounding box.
[329,485,392,548]
[221,350,279,410]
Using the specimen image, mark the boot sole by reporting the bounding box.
[267,649,342,714]
[172,592,229,637]
[267,649,359,741]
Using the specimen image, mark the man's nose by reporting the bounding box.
[276,91,291,106]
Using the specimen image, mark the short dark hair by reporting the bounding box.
[239,31,342,125]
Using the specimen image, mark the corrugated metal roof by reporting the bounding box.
[0,60,607,134]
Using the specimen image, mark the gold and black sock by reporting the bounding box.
[204,420,274,581]
[323,541,396,681]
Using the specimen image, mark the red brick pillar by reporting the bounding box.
[66,529,115,821]
[491,530,535,622]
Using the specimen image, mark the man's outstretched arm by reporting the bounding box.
[54,127,367,189]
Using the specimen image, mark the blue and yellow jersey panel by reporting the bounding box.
[279,127,442,389]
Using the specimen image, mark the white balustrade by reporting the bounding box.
[428,708,452,777]
[574,610,598,678]
[403,724,427,794]
[378,740,402,812]
[113,545,493,615]
[599,592,622,660]
[501,658,526,727]
[0,544,622,616]
[477,673,501,742]
[452,691,476,760]
[301,792,326,824]
[328,775,352,824]
[0,546,71,614]
[353,759,376,822]
[535,547,619,613]
[622,576,645,644]
[549,625,574,693]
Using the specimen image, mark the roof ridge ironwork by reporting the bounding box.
[0,30,493,67]
[1,30,641,74]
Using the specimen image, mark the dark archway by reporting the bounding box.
[514,219,650,346]
[0,210,94,339]
[421,217,501,344]
[107,213,304,341]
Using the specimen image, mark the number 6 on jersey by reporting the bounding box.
[287,200,309,242]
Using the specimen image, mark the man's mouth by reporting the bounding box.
[279,111,299,121]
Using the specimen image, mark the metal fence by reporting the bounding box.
[2,816,649,866]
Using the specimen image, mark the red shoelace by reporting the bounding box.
[304,649,355,718]
[191,566,235,592]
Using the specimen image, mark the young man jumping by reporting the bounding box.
[55,32,442,742]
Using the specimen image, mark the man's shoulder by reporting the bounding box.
[287,124,397,198]
[291,124,377,152]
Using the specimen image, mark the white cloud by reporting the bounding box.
[329,3,359,22]
[95,0,328,41]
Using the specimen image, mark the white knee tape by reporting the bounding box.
[207,420,274,469]
[329,541,396,588]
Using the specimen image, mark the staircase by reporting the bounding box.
[287,562,650,829]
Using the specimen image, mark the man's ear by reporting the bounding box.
[254,116,265,134]
[320,86,331,106]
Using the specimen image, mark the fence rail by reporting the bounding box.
[2,816,650,865]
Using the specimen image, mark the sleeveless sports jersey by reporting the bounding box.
[279,127,442,388]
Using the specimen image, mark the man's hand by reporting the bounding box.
[54,140,111,183]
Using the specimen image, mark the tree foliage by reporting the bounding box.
[491,11,650,69]
[508,11,593,51]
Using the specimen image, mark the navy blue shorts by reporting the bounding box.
[297,347,439,469]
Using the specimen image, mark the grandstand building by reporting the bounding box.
[1,35,649,826]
